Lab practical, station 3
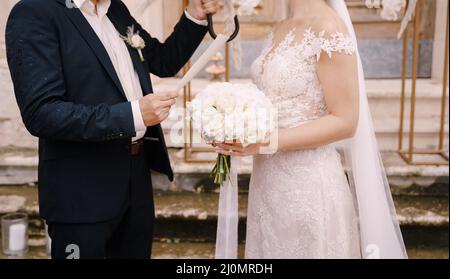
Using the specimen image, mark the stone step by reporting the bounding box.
[0,77,448,150]
[0,79,447,151]
[158,81,450,125]
[163,127,449,153]
[155,78,449,151]
[0,147,448,196]
[0,78,449,150]
[150,193,449,250]
[162,118,449,151]
[1,240,447,260]
[0,147,38,186]
[165,149,450,196]
[0,186,448,249]
[1,186,448,228]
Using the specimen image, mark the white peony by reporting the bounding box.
[187,82,276,185]
[187,82,275,146]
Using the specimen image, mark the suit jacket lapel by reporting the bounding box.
[58,0,127,99]
[107,5,152,95]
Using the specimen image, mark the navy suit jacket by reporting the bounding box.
[6,0,207,223]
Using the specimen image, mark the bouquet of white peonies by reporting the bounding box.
[187,82,275,186]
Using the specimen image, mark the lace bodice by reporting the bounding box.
[251,28,355,128]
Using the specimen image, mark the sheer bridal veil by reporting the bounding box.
[327,0,408,259]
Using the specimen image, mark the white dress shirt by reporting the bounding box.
[73,0,206,142]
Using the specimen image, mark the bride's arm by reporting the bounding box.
[215,48,359,156]
[277,51,360,151]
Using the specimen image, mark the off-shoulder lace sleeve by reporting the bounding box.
[316,30,356,60]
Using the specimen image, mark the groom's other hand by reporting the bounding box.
[187,0,223,21]
[139,92,178,127]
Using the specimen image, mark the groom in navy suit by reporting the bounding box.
[6,0,221,259]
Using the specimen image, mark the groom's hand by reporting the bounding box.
[139,92,178,127]
[187,0,223,21]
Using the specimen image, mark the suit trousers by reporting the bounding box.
[47,149,155,259]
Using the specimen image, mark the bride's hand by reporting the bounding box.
[213,142,264,157]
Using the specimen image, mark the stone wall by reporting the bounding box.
[0,0,34,149]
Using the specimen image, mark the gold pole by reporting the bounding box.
[408,0,422,163]
[439,7,449,151]
[182,0,190,162]
[181,0,216,163]
[397,0,447,165]
[399,21,409,152]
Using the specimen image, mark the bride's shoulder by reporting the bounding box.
[309,15,356,58]
[310,12,349,37]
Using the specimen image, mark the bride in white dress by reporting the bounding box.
[214,0,408,259]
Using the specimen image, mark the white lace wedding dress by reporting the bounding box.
[245,28,362,259]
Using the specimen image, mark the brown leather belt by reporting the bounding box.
[131,139,144,156]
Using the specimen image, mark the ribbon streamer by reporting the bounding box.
[175,34,229,92]
[215,157,240,259]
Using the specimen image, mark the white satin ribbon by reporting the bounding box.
[174,35,228,92]
[215,157,240,259]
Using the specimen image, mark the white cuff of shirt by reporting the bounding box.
[131,100,146,134]
[185,10,208,26]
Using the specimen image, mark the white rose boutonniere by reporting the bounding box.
[121,25,146,62]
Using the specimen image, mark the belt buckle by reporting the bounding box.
[131,139,143,155]
[132,139,143,145]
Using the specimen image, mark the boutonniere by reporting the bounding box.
[121,25,146,62]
